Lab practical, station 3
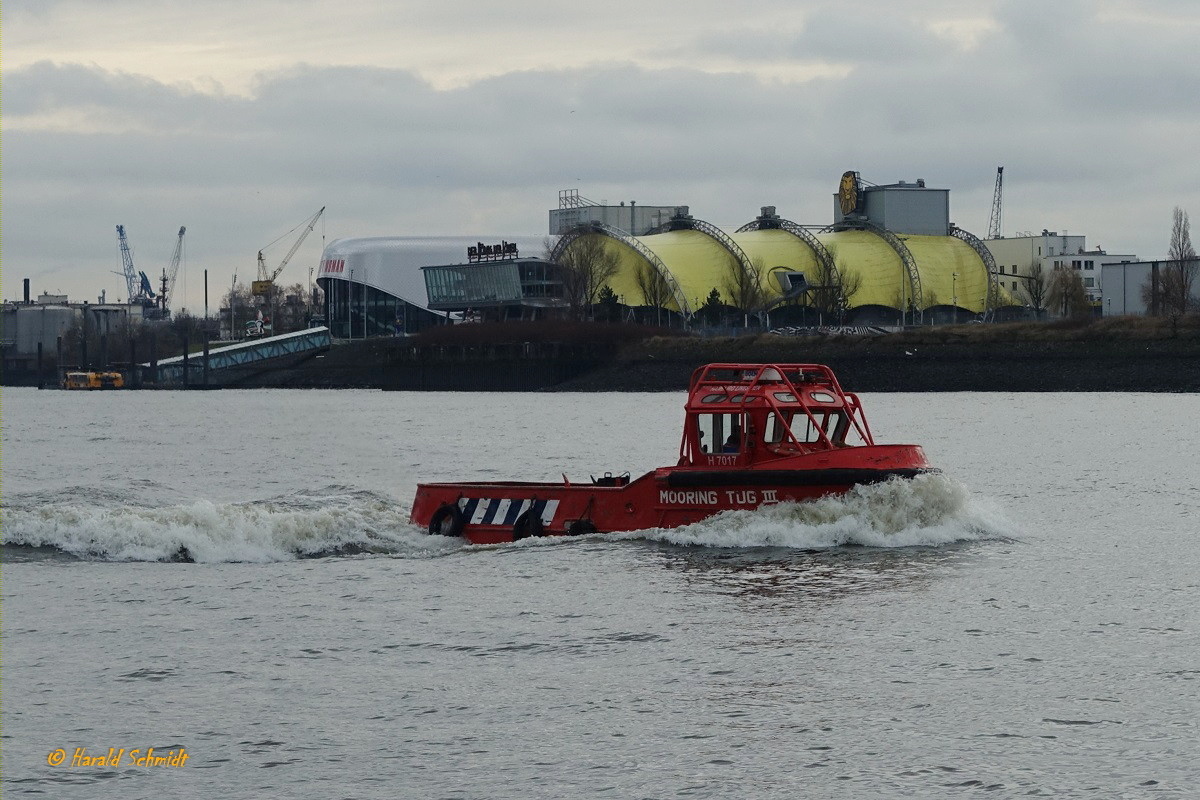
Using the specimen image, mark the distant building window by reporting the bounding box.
[1012,281,1018,291]
[1085,260,1094,269]
[1083,278,1094,287]
[999,265,1005,274]
[1038,247,1042,255]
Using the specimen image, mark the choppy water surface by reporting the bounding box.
[3,387,1198,798]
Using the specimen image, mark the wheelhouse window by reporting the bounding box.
[763,408,868,448]
[764,412,786,444]
[696,412,744,454]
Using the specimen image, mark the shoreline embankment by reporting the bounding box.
[234,326,1200,392]
[10,319,1200,392]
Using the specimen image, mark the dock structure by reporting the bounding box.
[148,327,332,387]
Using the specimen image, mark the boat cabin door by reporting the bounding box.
[692,412,747,466]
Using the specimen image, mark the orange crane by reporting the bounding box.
[253,207,325,297]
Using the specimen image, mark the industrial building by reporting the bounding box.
[1,279,146,375]
[1102,258,1200,315]
[545,174,1014,325]
[983,231,1137,306]
[317,173,1023,333]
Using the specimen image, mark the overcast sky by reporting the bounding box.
[6,0,1199,314]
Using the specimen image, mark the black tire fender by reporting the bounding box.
[428,503,466,537]
[566,519,597,536]
[513,508,545,540]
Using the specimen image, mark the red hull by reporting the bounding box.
[411,445,931,545]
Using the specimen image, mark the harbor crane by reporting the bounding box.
[116,224,156,305]
[156,226,187,316]
[253,206,325,297]
[987,166,1004,240]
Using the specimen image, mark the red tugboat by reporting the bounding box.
[410,363,934,545]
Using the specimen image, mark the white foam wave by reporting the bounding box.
[1,490,458,563]
[632,473,1017,549]
[2,476,1014,561]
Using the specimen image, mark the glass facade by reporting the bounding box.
[316,258,567,339]
[425,263,524,307]
[517,260,565,302]
[317,278,444,339]
[423,259,565,310]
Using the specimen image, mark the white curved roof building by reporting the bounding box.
[316,235,545,337]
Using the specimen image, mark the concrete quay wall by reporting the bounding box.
[232,335,1200,392]
[10,332,1198,392]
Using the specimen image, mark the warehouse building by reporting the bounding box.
[984,231,1136,306]
[1102,258,1200,315]
[1,279,147,373]
[549,173,1015,325]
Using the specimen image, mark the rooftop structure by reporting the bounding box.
[549,190,684,236]
[833,174,951,236]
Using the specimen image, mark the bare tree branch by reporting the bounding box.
[722,257,766,326]
[634,260,673,325]
[798,246,859,323]
[1022,260,1048,316]
[1166,207,1197,315]
[1047,267,1090,318]
[1141,208,1197,316]
[555,235,620,320]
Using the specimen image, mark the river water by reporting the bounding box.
[2,387,1197,798]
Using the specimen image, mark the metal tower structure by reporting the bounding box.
[116,225,155,304]
[256,207,325,293]
[557,189,598,209]
[158,226,186,314]
[116,225,139,301]
[987,166,1004,240]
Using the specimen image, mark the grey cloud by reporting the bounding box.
[7,61,234,126]
[5,43,1200,308]
[990,0,1200,115]
[789,11,943,64]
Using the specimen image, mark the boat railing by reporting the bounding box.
[842,393,874,447]
[685,363,877,453]
[689,363,844,393]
